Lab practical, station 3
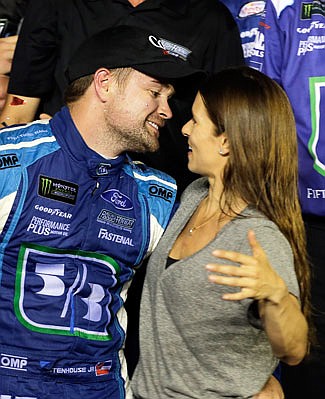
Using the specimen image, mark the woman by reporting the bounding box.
[131,66,309,398]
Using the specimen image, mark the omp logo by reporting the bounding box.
[149,184,173,202]
[101,189,133,211]
[0,153,20,170]
[38,175,78,205]
[0,353,27,371]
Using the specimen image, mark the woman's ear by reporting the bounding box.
[219,133,230,156]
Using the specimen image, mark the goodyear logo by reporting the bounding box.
[0,153,20,170]
[38,175,79,205]
[149,184,173,202]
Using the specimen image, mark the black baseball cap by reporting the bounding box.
[66,25,206,83]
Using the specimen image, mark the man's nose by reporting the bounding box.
[158,99,173,120]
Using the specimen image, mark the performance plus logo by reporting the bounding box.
[38,175,78,205]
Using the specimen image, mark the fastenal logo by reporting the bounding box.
[0,353,28,372]
[149,184,173,202]
[0,153,21,170]
[38,175,79,205]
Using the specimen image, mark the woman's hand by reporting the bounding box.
[206,229,308,365]
[205,230,288,304]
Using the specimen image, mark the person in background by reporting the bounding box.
[248,0,325,397]
[220,0,266,63]
[131,66,309,399]
[0,25,203,399]
[0,36,17,110]
[0,0,28,111]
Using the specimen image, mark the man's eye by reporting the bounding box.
[150,91,160,98]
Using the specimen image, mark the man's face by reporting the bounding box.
[104,69,174,153]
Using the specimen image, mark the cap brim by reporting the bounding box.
[134,61,206,82]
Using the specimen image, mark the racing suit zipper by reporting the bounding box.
[92,181,100,196]
[134,193,149,265]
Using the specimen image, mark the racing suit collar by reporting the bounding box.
[49,106,127,177]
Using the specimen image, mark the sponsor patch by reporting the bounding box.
[38,175,78,205]
[27,216,70,237]
[34,204,72,219]
[95,360,112,376]
[149,184,174,202]
[0,353,28,372]
[98,228,134,246]
[238,1,265,18]
[0,153,20,170]
[97,209,135,231]
[48,360,113,377]
[96,163,112,176]
[149,35,191,61]
[101,189,133,210]
[301,1,325,19]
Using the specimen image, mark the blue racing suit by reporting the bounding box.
[0,106,177,398]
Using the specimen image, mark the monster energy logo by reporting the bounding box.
[38,175,79,205]
[301,1,325,19]
[40,176,52,195]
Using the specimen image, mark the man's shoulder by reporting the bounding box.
[0,120,54,146]
[125,160,176,186]
[123,159,177,205]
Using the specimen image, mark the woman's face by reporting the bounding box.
[182,92,227,178]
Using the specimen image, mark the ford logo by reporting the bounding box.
[101,189,133,211]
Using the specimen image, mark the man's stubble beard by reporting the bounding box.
[103,108,160,154]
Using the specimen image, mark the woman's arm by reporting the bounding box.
[205,230,308,365]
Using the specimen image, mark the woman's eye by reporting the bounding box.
[150,91,160,98]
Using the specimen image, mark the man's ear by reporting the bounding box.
[93,68,113,102]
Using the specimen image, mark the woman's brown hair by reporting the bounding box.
[200,66,312,341]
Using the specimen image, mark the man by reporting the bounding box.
[249,0,325,397]
[0,0,244,194]
[0,25,204,399]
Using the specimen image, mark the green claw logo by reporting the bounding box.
[40,177,52,195]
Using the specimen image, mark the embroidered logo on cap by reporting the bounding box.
[149,35,191,61]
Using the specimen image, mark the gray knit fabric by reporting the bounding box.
[131,177,300,399]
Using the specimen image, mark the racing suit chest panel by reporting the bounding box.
[0,110,156,364]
